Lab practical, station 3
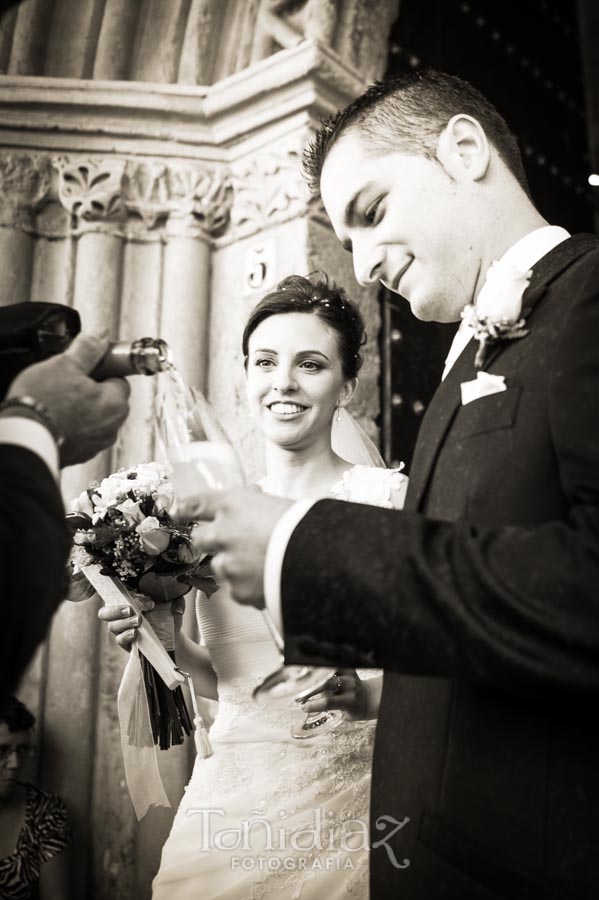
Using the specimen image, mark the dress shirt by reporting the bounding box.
[441,225,570,379]
[0,416,59,479]
[265,225,571,634]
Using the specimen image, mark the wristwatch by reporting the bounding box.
[0,395,66,449]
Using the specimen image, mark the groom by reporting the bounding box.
[188,70,599,898]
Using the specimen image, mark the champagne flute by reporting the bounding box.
[252,625,345,737]
[157,372,245,491]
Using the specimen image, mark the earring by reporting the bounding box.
[336,403,341,422]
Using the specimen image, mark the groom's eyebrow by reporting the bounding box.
[344,183,375,225]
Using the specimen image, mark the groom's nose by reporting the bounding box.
[352,238,385,286]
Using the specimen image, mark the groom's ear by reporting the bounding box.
[436,115,490,183]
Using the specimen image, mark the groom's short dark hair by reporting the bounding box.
[303,69,530,197]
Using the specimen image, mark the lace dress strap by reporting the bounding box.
[330,464,406,509]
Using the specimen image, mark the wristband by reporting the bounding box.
[0,395,65,449]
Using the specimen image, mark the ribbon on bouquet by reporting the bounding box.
[83,564,212,819]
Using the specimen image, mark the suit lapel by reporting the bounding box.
[404,339,477,511]
[404,234,598,513]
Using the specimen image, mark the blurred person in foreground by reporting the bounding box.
[0,331,130,704]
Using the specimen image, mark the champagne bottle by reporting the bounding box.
[0,300,172,397]
[91,338,172,379]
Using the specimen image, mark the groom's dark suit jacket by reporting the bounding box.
[0,444,71,706]
[281,234,599,899]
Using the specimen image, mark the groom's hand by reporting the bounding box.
[175,488,293,608]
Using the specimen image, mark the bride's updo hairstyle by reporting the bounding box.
[242,273,366,380]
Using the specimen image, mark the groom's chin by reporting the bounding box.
[405,292,437,323]
[408,291,462,324]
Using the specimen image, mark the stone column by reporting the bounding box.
[159,163,233,393]
[0,153,51,305]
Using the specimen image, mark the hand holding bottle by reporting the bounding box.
[4,331,131,466]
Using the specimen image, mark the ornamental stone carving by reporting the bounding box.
[0,153,53,228]
[53,157,126,222]
[230,137,311,238]
[165,164,233,236]
[124,162,169,230]
[251,0,340,64]
[49,156,232,239]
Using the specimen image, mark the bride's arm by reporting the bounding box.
[173,618,218,701]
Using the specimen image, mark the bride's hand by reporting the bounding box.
[97,594,155,651]
[98,595,186,651]
[299,669,371,721]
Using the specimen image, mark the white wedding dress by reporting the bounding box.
[153,465,405,900]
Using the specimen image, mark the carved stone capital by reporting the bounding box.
[164,164,233,237]
[123,161,169,230]
[229,136,311,239]
[50,156,232,240]
[52,156,127,223]
[0,153,53,228]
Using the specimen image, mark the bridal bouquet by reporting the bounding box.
[71,461,197,586]
[68,461,215,751]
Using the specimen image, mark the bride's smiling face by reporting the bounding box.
[246,312,355,450]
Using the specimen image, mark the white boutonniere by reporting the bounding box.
[462,262,532,368]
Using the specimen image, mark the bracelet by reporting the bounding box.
[0,395,65,449]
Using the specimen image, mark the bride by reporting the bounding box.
[101,273,406,899]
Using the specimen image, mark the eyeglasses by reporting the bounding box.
[0,745,35,762]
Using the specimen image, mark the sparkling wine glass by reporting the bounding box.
[252,619,346,738]
[157,372,245,493]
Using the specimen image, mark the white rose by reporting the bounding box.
[136,517,171,556]
[69,545,95,576]
[478,262,532,324]
[96,476,127,507]
[116,498,146,525]
[70,491,94,517]
[133,463,169,495]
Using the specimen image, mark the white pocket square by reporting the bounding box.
[460,371,507,405]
